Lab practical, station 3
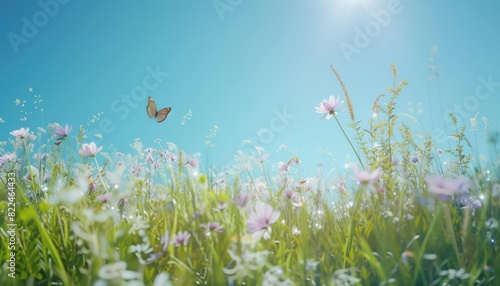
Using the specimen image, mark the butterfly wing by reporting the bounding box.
[156,107,171,123]
[146,97,157,119]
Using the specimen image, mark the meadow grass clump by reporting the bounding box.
[1,65,499,285]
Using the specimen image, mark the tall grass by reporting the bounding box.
[0,65,498,285]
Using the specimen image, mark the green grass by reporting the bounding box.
[0,64,498,285]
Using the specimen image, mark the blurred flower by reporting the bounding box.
[0,153,15,165]
[79,142,103,157]
[55,124,72,138]
[455,193,481,210]
[424,175,472,200]
[187,157,199,168]
[262,266,295,286]
[233,193,251,208]
[172,231,191,247]
[246,204,280,240]
[439,268,470,280]
[201,222,225,233]
[315,95,343,120]
[354,167,382,184]
[98,261,138,280]
[10,127,31,140]
[278,161,289,172]
[223,248,270,279]
[96,193,111,203]
[153,273,173,286]
[353,167,382,192]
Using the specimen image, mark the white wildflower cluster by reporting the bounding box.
[330,268,361,286]
[262,266,294,286]
[439,268,470,281]
[223,248,270,280]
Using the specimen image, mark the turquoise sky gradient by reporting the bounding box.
[1,0,499,176]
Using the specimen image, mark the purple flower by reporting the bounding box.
[424,174,473,200]
[233,193,251,208]
[79,142,103,157]
[278,162,289,172]
[0,153,15,165]
[96,193,111,203]
[315,95,344,120]
[353,167,382,192]
[201,222,224,233]
[55,124,72,138]
[10,127,30,139]
[246,204,280,240]
[172,231,191,247]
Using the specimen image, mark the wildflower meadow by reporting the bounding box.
[1,65,499,285]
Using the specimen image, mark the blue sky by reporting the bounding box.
[1,0,499,176]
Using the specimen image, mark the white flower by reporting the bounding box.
[153,273,173,286]
[223,248,270,279]
[98,261,138,280]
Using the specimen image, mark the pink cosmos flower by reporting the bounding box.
[201,222,225,233]
[55,124,72,138]
[172,231,191,247]
[10,127,30,139]
[0,153,15,165]
[246,204,280,240]
[278,161,289,172]
[315,95,344,120]
[354,167,382,184]
[233,193,251,208]
[353,167,382,192]
[424,174,473,200]
[79,142,103,157]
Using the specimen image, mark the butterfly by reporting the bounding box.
[146,96,171,123]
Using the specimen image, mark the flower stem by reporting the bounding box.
[333,114,365,170]
[93,157,109,192]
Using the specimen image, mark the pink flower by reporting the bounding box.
[10,127,30,139]
[96,193,111,203]
[353,167,382,192]
[201,222,224,233]
[55,124,72,138]
[354,167,382,185]
[246,204,280,240]
[278,162,289,172]
[172,231,191,247]
[187,157,199,168]
[0,153,15,165]
[233,193,251,208]
[79,142,103,157]
[424,175,473,200]
[315,95,344,120]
